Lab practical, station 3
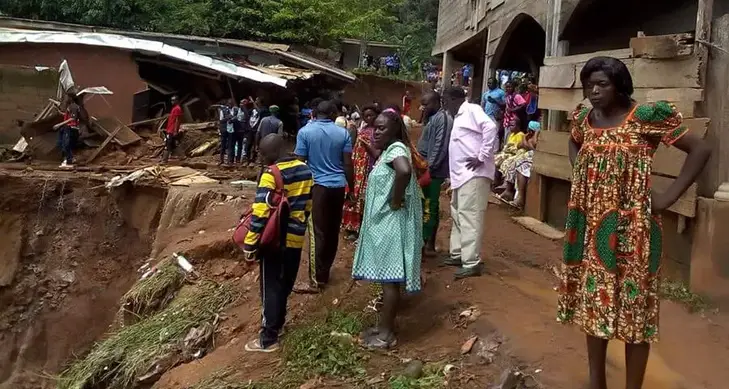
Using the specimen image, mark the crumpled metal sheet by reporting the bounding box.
[0,28,288,87]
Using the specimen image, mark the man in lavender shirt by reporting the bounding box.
[441,86,499,279]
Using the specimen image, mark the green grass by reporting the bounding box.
[119,258,186,321]
[193,310,372,389]
[282,310,369,381]
[388,363,445,389]
[660,279,709,313]
[58,281,235,389]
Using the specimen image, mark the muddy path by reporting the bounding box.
[155,200,729,389]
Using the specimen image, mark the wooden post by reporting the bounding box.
[695,0,714,88]
[525,173,547,221]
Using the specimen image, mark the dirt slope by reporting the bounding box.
[153,200,729,389]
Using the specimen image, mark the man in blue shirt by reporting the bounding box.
[294,100,354,293]
[482,77,506,122]
[462,64,472,86]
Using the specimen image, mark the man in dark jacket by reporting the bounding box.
[416,91,452,255]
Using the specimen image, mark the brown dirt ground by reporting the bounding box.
[0,173,162,389]
[3,166,729,389]
[152,195,729,389]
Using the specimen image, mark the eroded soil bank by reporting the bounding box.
[0,173,166,388]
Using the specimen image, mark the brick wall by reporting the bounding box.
[0,43,147,138]
[0,66,58,144]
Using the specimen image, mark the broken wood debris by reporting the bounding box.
[180,121,217,131]
[86,125,123,164]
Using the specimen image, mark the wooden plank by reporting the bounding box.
[570,57,699,89]
[91,117,141,146]
[536,130,571,156]
[539,64,576,88]
[538,88,586,111]
[525,173,547,221]
[652,175,698,217]
[539,88,704,112]
[652,118,710,177]
[512,216,565,240]
[536,118,710,177]
[630,34,694,59]
[646,88,703,102]
[531,151,698,217]
[127,115,168,128]
[533,150,572,181]
[632,57,700,88]
[180,121,216,131]
[543,48,632,66]
[86,126,123,164]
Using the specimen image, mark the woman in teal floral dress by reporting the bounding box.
[558,57,710,389]
[352,109,423,349]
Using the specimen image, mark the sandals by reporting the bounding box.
[361,327,380,338]
[293,282,322,294]
[361,332,397,350]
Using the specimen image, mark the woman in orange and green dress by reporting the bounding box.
[342,105,381,241]
[557,56,710,389]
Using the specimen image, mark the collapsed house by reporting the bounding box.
[0,16,356,162]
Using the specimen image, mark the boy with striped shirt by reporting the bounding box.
[243,134,314,352]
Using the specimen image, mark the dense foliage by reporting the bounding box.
[1,0,438,76]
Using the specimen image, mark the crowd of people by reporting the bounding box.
[481,75,541,207]
[225,56,711,389]
[360,53,402,75]
[236,84,500,351]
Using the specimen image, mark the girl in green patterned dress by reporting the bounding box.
[352,109,423,349]
[557,57,710,389]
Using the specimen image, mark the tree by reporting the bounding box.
[0,0,437,70]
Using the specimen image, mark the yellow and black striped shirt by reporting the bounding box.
[244,158,313,250]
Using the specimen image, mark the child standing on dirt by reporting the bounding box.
[242,133,314,353]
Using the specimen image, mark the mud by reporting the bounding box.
[4,166,729,389]
[0,173,164,388]
[0,167,262,389]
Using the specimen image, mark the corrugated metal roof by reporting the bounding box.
[0,28,289,87]
[0,17,356,83]
[249,64,318,81]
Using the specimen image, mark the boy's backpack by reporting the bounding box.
[232,165,289,256]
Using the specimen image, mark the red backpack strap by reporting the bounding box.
[268,164,284,191]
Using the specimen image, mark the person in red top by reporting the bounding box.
[53,90,85,168]
[162,95,183,163]
[402,90,412,117]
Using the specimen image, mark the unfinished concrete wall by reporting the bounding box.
[433,0,477,55]
[0,65,57,144]
[563,0,697,54]
[0,44,147,126]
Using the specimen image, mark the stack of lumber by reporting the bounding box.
[538,33,700,117]
[533,33,709,219]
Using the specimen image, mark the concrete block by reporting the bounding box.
[689,197,729,307]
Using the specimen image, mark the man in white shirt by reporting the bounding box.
[441,86,499,279]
